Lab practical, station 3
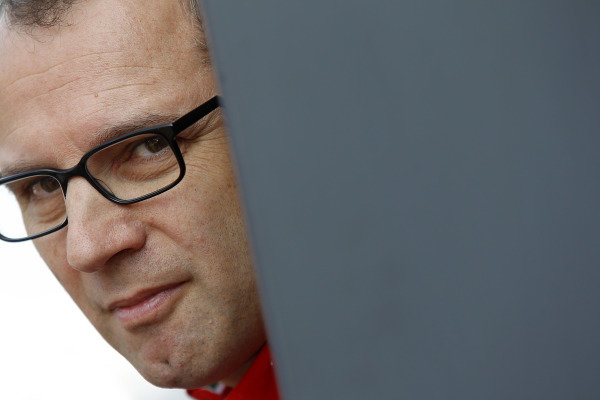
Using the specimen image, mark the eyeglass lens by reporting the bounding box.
[0,132,181,241]
[86,133,180,201]
[0,175,66,240]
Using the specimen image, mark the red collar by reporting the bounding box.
[187,344,280,400]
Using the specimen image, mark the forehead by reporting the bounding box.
[0,0,209,172]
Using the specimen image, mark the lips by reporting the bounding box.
[108,281,187,328]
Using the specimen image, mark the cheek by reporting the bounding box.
[154,157,256,294]
[152,152,244,254]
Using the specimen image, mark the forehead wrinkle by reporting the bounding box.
[3,49,129,94]
[1,14,195,94]
[22,79,157,117]
[20,74,87,108]
[2,35,180,115]
[99,81,156,94]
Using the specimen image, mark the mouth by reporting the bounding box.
[108,281,187,329]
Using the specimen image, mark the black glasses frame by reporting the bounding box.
[0,96,220,242]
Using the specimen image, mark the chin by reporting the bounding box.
[136,359,212,389]
[139,364,185,388]
[132,347,229,389]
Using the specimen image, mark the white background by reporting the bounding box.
[0,231,189,399]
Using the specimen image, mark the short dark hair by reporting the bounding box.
[0,0,77,27]
[0,0,203,29]
[0,0,207,52]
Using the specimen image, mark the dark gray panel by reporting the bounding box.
[201,1,600,399]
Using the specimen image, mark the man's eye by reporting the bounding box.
[31,177,61,197]
[133,136,169,157]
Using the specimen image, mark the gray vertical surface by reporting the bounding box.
[201,1,600,399]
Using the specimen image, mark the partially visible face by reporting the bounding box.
[0,0,265,388]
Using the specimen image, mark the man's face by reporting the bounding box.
[0,0,264,388]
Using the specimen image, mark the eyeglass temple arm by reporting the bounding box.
[172,96,221,134]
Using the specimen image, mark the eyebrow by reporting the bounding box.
[0,160,46,179]
[0,111,182,179]
[92,112,183,148]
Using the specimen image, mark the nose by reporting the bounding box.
[64,178,147,273]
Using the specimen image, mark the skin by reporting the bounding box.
[0,0,265,389]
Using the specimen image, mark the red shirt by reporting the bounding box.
[187,345,280,400]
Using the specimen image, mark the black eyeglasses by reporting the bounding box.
[0,96,220,242]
